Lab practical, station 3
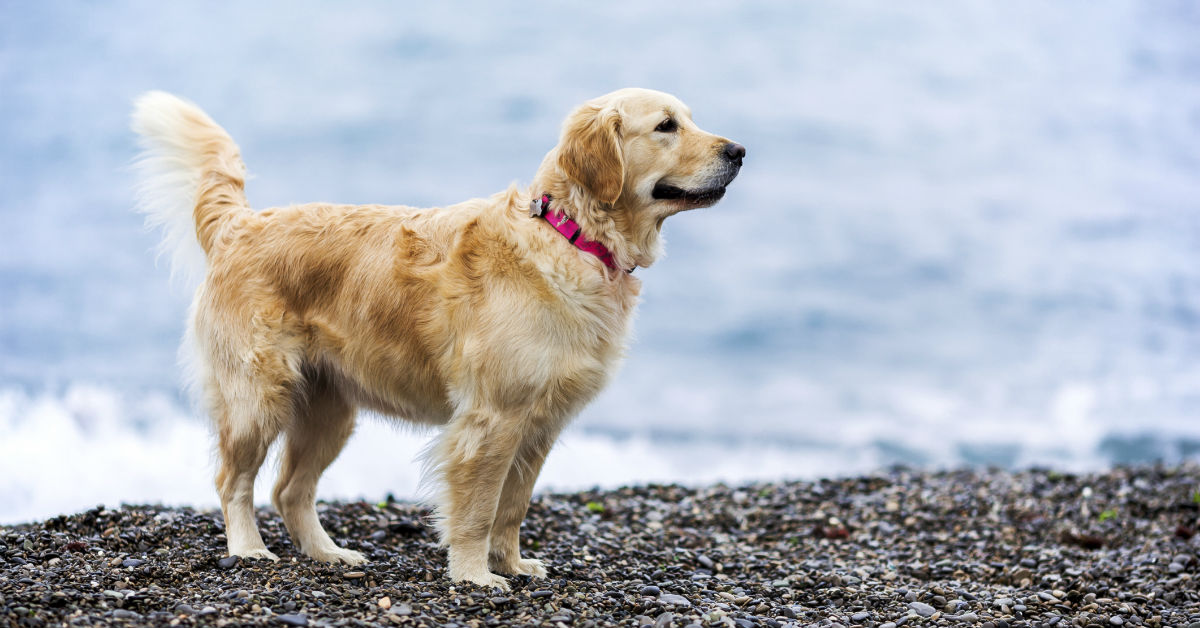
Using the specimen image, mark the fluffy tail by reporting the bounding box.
[131,91,248,285]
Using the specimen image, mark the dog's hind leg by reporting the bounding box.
[487,424,561,578]
[431,405,523,590]
[271,372,365,566]
[212,382,290,562]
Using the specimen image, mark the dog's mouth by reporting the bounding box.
[651,165,739,207]
[651,182,727,205]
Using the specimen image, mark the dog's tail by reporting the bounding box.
[131,91,249,285]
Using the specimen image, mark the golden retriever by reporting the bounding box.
[131,88,743,589]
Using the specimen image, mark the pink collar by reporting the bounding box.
[531,194,632,273]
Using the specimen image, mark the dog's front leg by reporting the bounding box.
[433,406,522,590]
[488,423,561,578]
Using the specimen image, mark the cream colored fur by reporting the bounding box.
[131,88,741,589]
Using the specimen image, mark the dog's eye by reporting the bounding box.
[654,118,677,133]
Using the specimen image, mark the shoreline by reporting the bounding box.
[2,465,1198,627]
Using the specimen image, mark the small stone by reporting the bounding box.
[277,614,308,626]
[640,585,661,596]
[955,613,979,624]
[531,590,553,599]
[392,604,412,616]
[852,612,871,622]
[909,602,936,617]
[122,558,146,568]
[734,619,755,628]
[198,607,218,617]
[1109,618,1123,626]
[697,554,715,570]
[655,612,675,628]
[112,609,140,619]
[490,597,512,606]
[217,556,239,569]
[342,571,366,579]
[880,624,897,628]
[378,596,391,610]
[660,593,691,607]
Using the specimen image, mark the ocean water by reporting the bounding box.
[3,2,1200,524]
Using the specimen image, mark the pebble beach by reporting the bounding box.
[3,465,1199,628]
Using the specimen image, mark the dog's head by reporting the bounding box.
[546,88,744,269]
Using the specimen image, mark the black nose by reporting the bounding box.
[723,142,746,163]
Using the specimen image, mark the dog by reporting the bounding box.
[131,88,743,589]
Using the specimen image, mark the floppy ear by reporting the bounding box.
[556,104,624,205]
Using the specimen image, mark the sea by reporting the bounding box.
[2,1,1199,524]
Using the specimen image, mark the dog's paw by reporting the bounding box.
[511,558,547,578]
[307,546,367,566]
[232,548,279,562]
[452,569,511,591]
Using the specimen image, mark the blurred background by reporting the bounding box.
[3,2,1199,523]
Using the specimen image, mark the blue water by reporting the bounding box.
[3,1,1200,522]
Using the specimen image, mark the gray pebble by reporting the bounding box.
[640,585,661,596]
[392,603,412,616]
[880,624,897,628]
[660,593,691,607]
[909,602,936,617]
[851,612,870,622]
[276,614,308,626]
[217,556,239,569]
[531,590,553,599]
[1108,617,1123,626]
[120,558,145,568]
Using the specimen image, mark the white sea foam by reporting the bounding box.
[0,385,870,524]
[4,382,1194,525]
